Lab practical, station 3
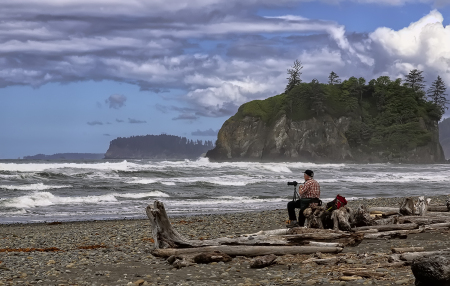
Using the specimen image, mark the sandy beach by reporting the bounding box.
[1,196,450,286]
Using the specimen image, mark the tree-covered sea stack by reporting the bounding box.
[207,67,446,163]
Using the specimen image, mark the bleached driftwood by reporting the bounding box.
[146,200,360,258]
[368,207,399,213]
[353,223,418,232]
[152,245,343,258]
[398,216,450,225]
[400,197,415,216]
[391,247,425,254]
[351,205,374,227]
[362,227,424,239]
[427,205,450,212]
[331,206,352,231]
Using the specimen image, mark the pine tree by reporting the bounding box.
[405,69,426,93]
[285,59,303,93]
[328,71,341,85]
[427,75,449,116]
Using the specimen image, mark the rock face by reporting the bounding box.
[206,114,445,163]
[411,255,450,286]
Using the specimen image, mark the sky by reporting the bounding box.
[2,0,450,159]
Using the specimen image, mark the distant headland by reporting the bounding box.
[104,134,214,159]
[23,153,105,160]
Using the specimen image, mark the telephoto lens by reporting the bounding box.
[287,181,298,186]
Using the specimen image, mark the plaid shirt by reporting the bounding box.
[299,178,320,207]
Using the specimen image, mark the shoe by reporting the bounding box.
[286,221,299,228]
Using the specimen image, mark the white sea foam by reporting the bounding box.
[115,191,169,198]
[161,182,176,186]
[0,183,71,191]
[1,190,170,209]
[126,179,157,184]
[165,196,285,206]
[0,160,137,172]
[2,192,119,208]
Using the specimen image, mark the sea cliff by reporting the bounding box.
[207,77,445,163]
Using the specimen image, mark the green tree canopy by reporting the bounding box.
[285,59,303,93]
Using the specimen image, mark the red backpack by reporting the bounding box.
[326,194,348,212]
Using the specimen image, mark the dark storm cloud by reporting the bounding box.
[191,128,219,136]
[128,118,147,124]
[2,1,449,118]
[105,94,127,109]
[87,121,103,126]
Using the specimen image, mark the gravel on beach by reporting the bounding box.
[1,195,450,286]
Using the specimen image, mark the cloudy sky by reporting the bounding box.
[1,0,450,159]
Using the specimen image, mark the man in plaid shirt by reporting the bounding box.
[286,169,321,228]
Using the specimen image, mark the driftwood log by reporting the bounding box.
[147,198,450,261]
[152,245,343,258]
[146,200,355,258]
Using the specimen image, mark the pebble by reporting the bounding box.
[1,196,448,285]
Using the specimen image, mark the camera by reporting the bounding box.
[287,181,298,186]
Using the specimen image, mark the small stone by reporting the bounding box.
[395,279,410,285]
[133,279,145,286]
[305,279,317,285]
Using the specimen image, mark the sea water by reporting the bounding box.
[0,158,449,223]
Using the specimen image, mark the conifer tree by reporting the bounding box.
[285,59,303,93]
[405,69,426,93]
[328,71,341,85]
[427,75,449,116]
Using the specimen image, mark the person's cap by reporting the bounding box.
[304,170,314,177]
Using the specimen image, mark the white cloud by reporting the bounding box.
[369,10,450,82]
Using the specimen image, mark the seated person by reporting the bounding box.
[286,169,321,228]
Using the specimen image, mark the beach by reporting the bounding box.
[1,196,450,286]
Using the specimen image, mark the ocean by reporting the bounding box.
[0,158,449,224]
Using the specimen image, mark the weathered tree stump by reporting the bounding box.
[331,206,352,231]
[400,197,415,216]
[351,205,374,227]
[304,207,332,229]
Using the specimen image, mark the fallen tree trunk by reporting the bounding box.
[399,250,450,262]
[353,223,418,232]
[362,228,424,239]
[427,205,449,212]
[147,201,360,250]
[152,245,344,258]
[368,207,399,213]
[398,216,450,225]
[424,222,450,230]
[391,247,425,254]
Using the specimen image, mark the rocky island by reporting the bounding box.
[207,72,446,163]
[105,134,214,159]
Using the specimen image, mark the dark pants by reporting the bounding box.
[287,199,313,227]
